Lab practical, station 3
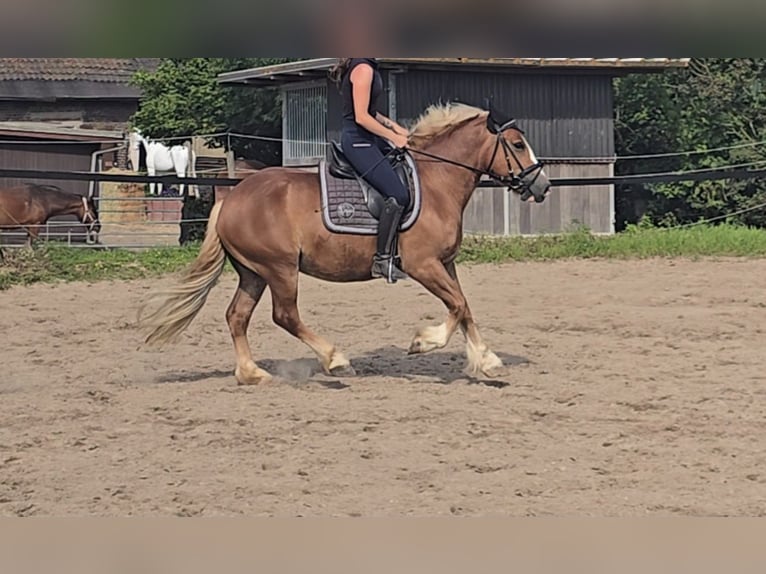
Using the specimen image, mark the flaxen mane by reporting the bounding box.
[408,102,486,147]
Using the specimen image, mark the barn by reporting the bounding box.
[218,57,689,236]
[0,58,159,244]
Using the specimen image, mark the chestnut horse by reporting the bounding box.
[138,103,551,384]
[0,184,100,246]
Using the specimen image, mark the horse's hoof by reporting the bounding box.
[236,375,273,386]
[407,340,423,355]
[481,365,508,380]
[235,365,273,386]
[408,339,440,355]
[330,364,356,378]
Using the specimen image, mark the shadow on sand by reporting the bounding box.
[155,346,531,390]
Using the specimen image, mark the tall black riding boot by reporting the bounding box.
[371,197,409,283]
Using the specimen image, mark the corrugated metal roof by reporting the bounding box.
[218,57,690,86]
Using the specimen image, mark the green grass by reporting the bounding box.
[0,243,202,290]
[457,224,766,263]
[3,224,766,290]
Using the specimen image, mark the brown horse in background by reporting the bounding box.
[0,184,100,247]
[138,103,551,385]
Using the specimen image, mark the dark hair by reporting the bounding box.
[328,58,351,87]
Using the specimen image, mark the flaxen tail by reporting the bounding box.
[138,201,226,346]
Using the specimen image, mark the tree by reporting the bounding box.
[130,58,301,244]
[615,59,766,229]
[130,58,299,166]
[130,58,227,140]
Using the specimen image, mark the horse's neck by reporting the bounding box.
[44,193,83,217]
[416,124,491,210]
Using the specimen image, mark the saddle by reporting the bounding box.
[327,141,416,219]
[318,142,422,236]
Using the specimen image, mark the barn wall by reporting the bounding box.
[463,163,614,235]
[394,70,614,161]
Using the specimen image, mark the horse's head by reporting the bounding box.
[81,195,101,243]
[484,102,551,204]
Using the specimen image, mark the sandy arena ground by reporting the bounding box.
[1,258,765,517]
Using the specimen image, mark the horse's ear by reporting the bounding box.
[484,98,500,134]
[484,98,519,134]
[487,114,499,134]
[486,98,503,134]
[484,97,506,133]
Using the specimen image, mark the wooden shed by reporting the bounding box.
[0,58,159,245]
[218,57,689,236]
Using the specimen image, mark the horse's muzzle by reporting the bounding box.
[518,169,551,204]
[85,222,101,244]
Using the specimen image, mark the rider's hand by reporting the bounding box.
[390,133,409,150]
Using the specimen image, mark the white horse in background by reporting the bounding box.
[130,130,199,199]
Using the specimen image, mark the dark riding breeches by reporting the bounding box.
[340,128,410,208]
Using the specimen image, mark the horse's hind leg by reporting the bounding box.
[226,262,271,385]
[266,264,354,376]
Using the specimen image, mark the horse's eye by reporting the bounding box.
[513,142,526,151]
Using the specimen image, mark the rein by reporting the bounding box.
[403,121,545,193]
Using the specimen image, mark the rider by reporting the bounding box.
[330,57,410,283]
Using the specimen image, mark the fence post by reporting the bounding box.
[226,150,235,179]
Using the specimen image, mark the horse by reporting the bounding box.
[137,102,551,385]
[131,130,199,199]
[212,159,265,203]
[0,184,100,247]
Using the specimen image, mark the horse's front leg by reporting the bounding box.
[444,261,504,377]
[147,166,157,195]
[25,224,41,248]
[176,168,186,198]
[407,258,466,354]
[408,260,503,378]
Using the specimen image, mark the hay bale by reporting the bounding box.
[98,169,147,224]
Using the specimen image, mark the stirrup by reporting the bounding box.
[371,255,408,284]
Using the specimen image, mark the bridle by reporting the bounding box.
[401,115,547,200]
[81,196,99,243]
[485,118,546,200]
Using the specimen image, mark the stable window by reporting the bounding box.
[282,81,327,167]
